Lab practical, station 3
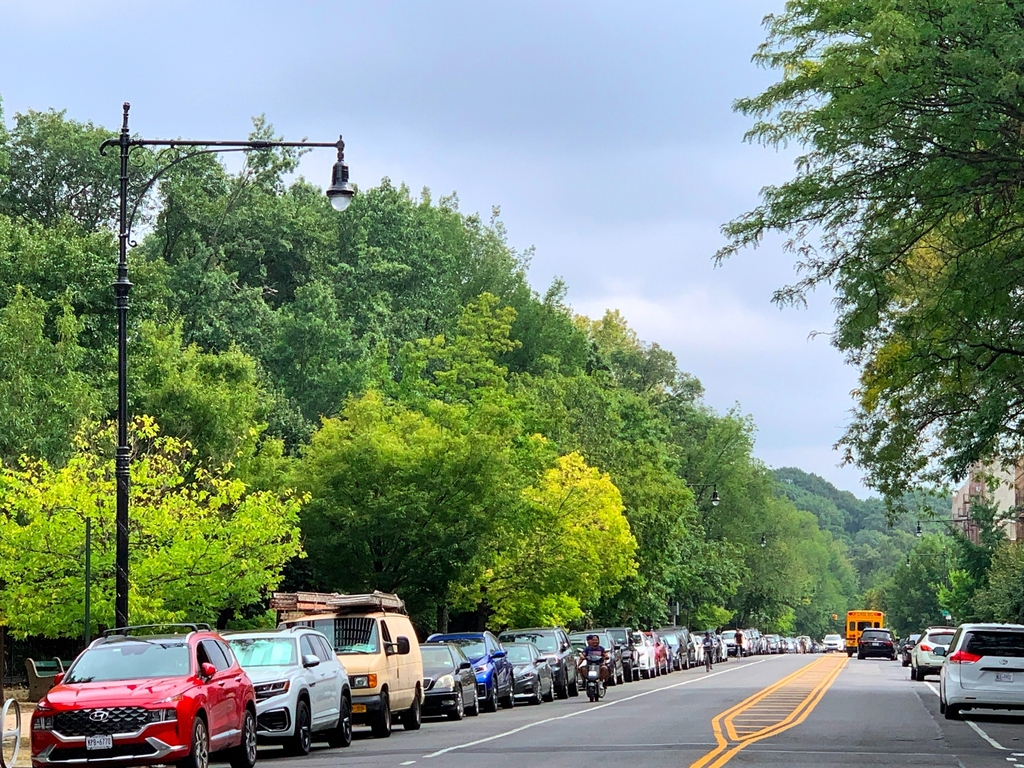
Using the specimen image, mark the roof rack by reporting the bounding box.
[102,623,211,637]
[271,590,406,616]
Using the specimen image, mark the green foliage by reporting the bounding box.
[0,419,303,638]
[722,0,1024,505]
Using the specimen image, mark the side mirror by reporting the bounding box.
[396,636,411,656]
[933,646,947,657]
[561,643,570,652]
[491,649,506,659]
[200,662,217,680]
[53,672,65,686]
[458,660,472,671]
[302,654,320,668]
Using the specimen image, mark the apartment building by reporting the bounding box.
[950,464,1023,544]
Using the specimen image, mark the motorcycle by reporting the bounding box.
[585,660,606,702]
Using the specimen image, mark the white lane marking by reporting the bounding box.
[923,680,1007,750]
[422,657,774,758]
[399,762,416,766]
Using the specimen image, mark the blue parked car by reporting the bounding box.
[425,631,515,711]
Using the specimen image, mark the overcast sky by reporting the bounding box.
[0,0,868,496]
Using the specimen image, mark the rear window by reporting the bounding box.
[860,630,892,641]
[964,631,1024,658]
[925,632,954,646]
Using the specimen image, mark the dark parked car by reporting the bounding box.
[604,627,635,682]
[420,642,479,720]
[569,631,625,685]
[503,642,554,704]
[425,631,514,711]
[657,627,694,670]
[857,628,897,660]
[498,627,580,698]
[900,634,922,667]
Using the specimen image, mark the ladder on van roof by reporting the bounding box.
[270,590,407,616]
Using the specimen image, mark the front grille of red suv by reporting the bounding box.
[53,708,150,737]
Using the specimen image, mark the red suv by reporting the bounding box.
[31,624,257,768]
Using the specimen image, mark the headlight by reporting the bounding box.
[351,674,378,689]
[474,663,489,673]
[33,716,54,732]
[147,708,177,723]
[435,674,455,689]
[253,680,290,701]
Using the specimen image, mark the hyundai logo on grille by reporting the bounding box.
[89,711,110,722]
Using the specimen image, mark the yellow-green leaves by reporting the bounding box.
[0,421,302,638]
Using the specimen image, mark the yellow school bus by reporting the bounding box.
[846,610,884,656]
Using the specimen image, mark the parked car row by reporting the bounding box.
[32,595,811,768]
[896,622,1024,721]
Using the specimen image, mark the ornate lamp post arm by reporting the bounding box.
[99,103,353,628]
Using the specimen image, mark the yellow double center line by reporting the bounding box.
[689,655,848,768]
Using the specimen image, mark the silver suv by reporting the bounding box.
[938,623,1024,719]
[226,627,352,755]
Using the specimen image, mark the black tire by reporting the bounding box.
[370,691,392,738]
[326,696,353,748]
[448,686,466,721]
[555,669,569,699]
[857,653,865,660]
[402,692,422,731]
[227,709,257,768]
[939,696,947,715]
[944,703,961,720]
[624,666,633,683]
[284,699,312,756]
[483,682,499,712]
[466,688,480,717]
[532,683,543,705]
[177,715,210,768]
[568,673,580,697]
[542,678,555,703]
[617,671,624,686]
[902,657,909,667]
[499,688,515,709]
[910,666,919,681]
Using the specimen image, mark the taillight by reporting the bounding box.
[920,644,932,652]
[948,650,982,664]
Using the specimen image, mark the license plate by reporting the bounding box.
[996,672,1014,683]
[351,704,367,713]
[86,735,113,751]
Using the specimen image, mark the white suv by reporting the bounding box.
[938,623,1024,719]
[823,634,844,653]
[910,626,955,681]
[227,627,352,755]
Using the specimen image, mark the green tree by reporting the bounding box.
[0,287,98,465]
[721,0,1024,502]
[0,418,303,638]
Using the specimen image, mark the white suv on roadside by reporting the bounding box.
[227,627,353,756]
[938,623,1024,720]
[823,634,844,653]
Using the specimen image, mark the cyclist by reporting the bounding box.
[702,631,716,671]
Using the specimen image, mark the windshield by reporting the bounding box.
[65,642,190,683]
[445,639,486,659]
[420,646,455,669]
[721,631,736,639]
[504,646,533,664]
[228,638,297,668]
[311,617,380,654]
[607,629,627,644]
[824,634,841,642]
[503,633,558,653]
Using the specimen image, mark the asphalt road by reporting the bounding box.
[230,654,1024,768]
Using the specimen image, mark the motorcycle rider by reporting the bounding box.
[580,634,610,683]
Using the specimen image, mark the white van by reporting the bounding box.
[275,591,424,738]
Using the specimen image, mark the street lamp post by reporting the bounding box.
[100,103,353,628]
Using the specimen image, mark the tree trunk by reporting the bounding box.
[436,604,448,635]
[0,624,6,703]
